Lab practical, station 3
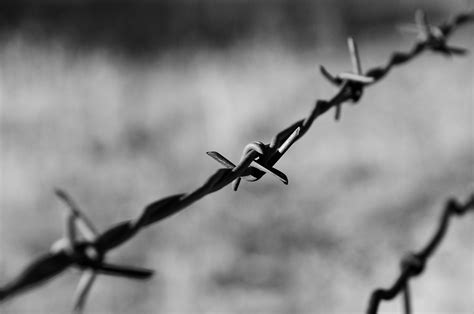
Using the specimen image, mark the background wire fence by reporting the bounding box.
[1,6,473,314]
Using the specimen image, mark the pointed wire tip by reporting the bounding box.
[293,127,301,137]
[415,9,430,35]
[334,104,342,121]
[347,37,357,57]
[278,171,289,185]
[72,271,96,314]
[54,188,79,216]
[319,65,330,77]
[96,263,155,279]
[232,178,241,191]
[207,151,236,169]
[319,65,338,85]
[319,65,332,77]
[448,46,469,55]
[347,36,363,75]
[54,187,67,198]
[415,9,426,22]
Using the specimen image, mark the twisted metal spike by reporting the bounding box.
[206,151,236,169]
[66,212,78,249]
[320,37,374,89]
[319,65,340,86]
[56,189,98,241]
[72,270,96,314]
[249,162,288,184]
[95,263,154,279]
[334,103,342,121]
[444,46,468,55]
[415,9,431,39]
[348,37,362,75]
[277,127,300,155]
[411,9,469,57]
[232,177,242,191]
[402,282,412,314]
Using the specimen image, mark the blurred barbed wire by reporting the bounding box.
[366,194,474,314]
[0,9,473,314]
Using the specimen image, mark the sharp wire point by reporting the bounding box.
[335,104,341,121]
[207,151,236,168]
[96,263,154,279]
[66,213,77,249]
[232,178,241,191]
[348,37,363,75]
[448,46,469,55]
[416,9,430,36]
[278,127,300,154]
[72,271,96,314]
[55,189,98,240]
[320,65,338,84]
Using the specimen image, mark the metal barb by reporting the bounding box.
[55,189,98,241]
[334,104,342,121]
[73,270,96,314]
[415,9,431,39]
[348,37,362,75]
[319,37,375,120]
[411,9,468,56]
[319,65,341,86]
[277,127,300,155]
[320,37,374,86]
[208,138,292,191]
[402,282,412,314]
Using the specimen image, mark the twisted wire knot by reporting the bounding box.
[341,80,364,103]
[400,252,425,277]
[411,10,468,56]
[320,37,373,120]
[68,242,104,270]
[207,127,300,190]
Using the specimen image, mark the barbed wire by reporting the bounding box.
[0,9,473,314]
[366,193,474,314]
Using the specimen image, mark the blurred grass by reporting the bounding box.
[0,26,473,313]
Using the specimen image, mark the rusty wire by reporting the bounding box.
[0,9,473,314]
[366,194,474,314]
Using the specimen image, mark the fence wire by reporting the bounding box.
[366,194,474,314]
[0,9,473,314]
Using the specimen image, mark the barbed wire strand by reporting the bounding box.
[0,9,473,314]
[366,193,474,314]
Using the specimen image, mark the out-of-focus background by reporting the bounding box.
[0,0,473,313]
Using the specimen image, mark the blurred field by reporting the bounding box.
[1,21,473,314]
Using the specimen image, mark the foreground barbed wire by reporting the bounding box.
[0,9,473,314]
[366,193,474,314]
